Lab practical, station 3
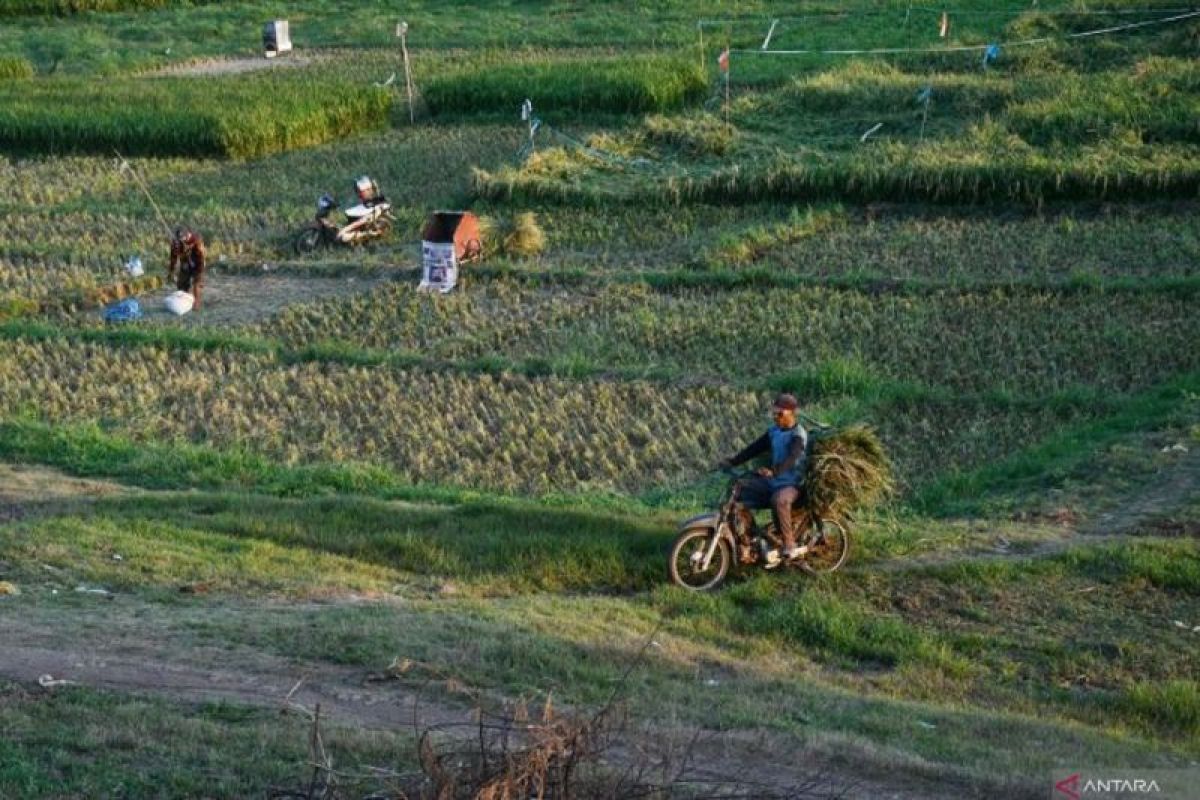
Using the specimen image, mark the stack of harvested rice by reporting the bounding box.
[479,212,546,258]
[805,424,894,519]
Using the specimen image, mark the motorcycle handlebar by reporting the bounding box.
[715,466,754,480]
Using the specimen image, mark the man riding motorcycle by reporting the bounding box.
[718,393,808,565]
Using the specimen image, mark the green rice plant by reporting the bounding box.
[422,55,707,116]
[0,55,33,79]
[1006,59,1200,145]
[757,60,1014,119]
[0,0,217,13]
[472,140,1200,206]
[0,72,391,158]
[471,40,1200,206]
[701,140,1197,205]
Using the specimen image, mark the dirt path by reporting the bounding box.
[863,445,1200,574]
[0,608,964,800]
[128,272,387,328]
[860,532,1127,575]
[0,463,137,524]
[1081,444,1200,537]
[149,55,316,77]
[1,640,460,732]
[0,463,134,504]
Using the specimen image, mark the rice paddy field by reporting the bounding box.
[1,2,1198,799]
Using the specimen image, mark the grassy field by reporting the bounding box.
[1,1,1198,797]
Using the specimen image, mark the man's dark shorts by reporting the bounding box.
[177,268,202,293]
[739,476,801,545]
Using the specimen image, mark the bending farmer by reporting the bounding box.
[168,226,207,310]
[719,393,809,562]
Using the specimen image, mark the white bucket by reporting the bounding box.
[164,290,194,316]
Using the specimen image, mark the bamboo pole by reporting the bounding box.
[398,21,414,124]
[113,150,172,239]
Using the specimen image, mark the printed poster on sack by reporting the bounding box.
[420,241,458,293]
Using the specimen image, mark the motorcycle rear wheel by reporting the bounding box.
[668,527,731,592]
[799,519,851,575]
[294,227,324,255]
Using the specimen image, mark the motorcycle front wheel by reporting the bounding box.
[294,227,324,255]
[668,527,731,592]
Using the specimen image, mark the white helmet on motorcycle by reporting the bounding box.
[354,175,378,203]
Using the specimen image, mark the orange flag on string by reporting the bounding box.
[939,12,949,38]
[717,48,730,73]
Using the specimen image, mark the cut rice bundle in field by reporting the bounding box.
[500,212,546,258]
[479,212,546,258]
[806,424,895,519]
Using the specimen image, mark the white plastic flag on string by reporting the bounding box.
[519,98,541,159]
[939,12,949,38]
[717,48,730,73]
[916,85,933,140]
[760,19,778,50]
[860,122,883,143]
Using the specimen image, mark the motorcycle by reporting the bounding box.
[294,176,395,254]
[668,469,851,592]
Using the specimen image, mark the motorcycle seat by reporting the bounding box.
[346,202,390,220]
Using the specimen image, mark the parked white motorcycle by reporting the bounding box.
[294,175,394,254]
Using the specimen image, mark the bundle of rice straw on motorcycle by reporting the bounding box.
[803,424,895,520]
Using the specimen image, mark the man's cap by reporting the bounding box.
[772,393,798,411]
